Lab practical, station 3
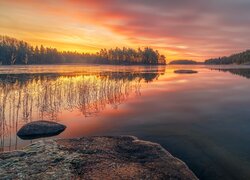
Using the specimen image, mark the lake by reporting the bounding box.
[1,64,250,180]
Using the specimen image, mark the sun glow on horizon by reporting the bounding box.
[1,0,250,61]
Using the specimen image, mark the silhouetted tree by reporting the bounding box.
[205,50,250,65]
[0,35,166,65]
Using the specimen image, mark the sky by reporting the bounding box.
[0,0,250,61]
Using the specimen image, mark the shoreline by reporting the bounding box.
[0,136,197,179]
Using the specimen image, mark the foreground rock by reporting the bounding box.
[174,70,198,74]
[0,136,197,180]
[17,120,66,140]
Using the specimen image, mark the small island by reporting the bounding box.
[168,60,200,65]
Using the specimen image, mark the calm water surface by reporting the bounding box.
[1,64,250,180]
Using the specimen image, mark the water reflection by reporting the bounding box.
[216,68,250,79]
[2,65,250,179]
[0,66,165,151]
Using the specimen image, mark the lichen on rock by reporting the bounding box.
[0,136,197,180]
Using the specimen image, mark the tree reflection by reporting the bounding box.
[0,67,165,151]
[216,68,250,79]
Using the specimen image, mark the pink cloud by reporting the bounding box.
[1,0,250,60]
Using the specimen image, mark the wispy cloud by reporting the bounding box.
[0,0,249,60]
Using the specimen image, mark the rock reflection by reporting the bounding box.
[0,67,164,151]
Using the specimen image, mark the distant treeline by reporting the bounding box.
[205,50,250,65]
[0,35,166,65]
[168,60,199,65]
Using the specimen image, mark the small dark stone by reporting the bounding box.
[17,120,66,140]
[174,70,198,74]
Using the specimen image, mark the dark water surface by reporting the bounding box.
[1,64,250,180]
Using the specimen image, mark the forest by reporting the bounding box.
[205,50,250,65]
[0,35,166,65]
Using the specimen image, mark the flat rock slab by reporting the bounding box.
[17,120,66,140]
[0,136,197,180]
[174,70,198,74]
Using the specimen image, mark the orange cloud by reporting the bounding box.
[1,0,250,61]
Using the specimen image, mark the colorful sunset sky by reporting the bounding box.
[0,0,250,61]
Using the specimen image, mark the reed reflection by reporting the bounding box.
[0,67,165,151]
